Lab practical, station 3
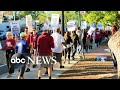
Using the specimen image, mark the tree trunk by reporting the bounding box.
[108,31,120,79]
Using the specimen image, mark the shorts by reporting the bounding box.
[52,53,62,63]
[39,56,53,68]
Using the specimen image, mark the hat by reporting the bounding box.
[20,32,27,38]
[52,24,60,30]
[42,26,49,31]
[54,24,60,29]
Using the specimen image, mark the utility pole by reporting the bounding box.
[61,11,64,36]
[13,11,15,21]
[78,11,81,28]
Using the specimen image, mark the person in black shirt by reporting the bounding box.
[64,31,72,64]
[71,31,80,60]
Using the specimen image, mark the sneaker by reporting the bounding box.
[18,75,24,79]
[72,57,74,60]
[64,60,66,64]
[68,61,70,64]
[32,64,37,68]
[113,67,117,71]
[60,65,64,68]
[25,68,30,72]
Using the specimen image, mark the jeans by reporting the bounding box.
[112,52,117,68]
[5,49,15,74]
[65,47,71,60]
[72,44,77,58]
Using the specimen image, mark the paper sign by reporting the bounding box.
[81,21,87,29]
[67,21,76,31]
[10,21,20,35]
[26,15,33,32]
[51,14,59,27]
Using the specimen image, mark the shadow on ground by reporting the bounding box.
[58,58,117,79]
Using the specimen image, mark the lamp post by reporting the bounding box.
[13,11,16,21]
[35,20,39,30]
[79,11,86,59]
[61,11,64,36]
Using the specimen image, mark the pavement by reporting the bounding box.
[0,58,79,79]
[0,40,111,79]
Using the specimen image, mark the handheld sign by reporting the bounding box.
[81,21,87,30]
[51,14,59,28]
[10,21,20,35]
[26,15,33,32]
[67,21,76,31]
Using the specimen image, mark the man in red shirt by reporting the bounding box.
[24,27,33,72]
[37,26,54,79]
[31,27,39,68]
[95,28,101,47]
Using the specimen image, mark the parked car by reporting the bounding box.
[0,30,7,40]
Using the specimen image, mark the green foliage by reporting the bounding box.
[4,11,13,15]
[82,11,118,27]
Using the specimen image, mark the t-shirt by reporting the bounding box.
[15,39,29,54]
[3,39,15,50]
[95,31,101,39]
[51,32,65,53]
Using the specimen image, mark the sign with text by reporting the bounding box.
[97,23,103,30]
[81,21,87,29]
[51,14,59,27]
[10,21,20,35]
[0,11,3,24]
[26,15,33,32]
[67,21,76,31]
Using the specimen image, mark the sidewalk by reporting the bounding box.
[0,57,79,79]
[0,41,111,79]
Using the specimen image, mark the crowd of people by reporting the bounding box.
[0,24,114,79]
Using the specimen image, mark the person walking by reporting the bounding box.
[51,25,67,68]
[95,28,101,47]
[31,27,39,68]
[110,25,118,71]
[14,32,30,79]
[71,31,80,60]
[37,26,54,79]
[2,32,15,78]
[24,27,32,72]
[64,31,72,64]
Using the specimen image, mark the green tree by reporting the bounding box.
[4,11,13,15]
[82,11,119,29]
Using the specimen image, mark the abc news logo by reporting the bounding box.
[11,56,57,64]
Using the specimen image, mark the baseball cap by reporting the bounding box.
[20,32,27,38]
[53,24,60,30]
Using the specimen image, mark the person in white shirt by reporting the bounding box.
[51,25,67,68]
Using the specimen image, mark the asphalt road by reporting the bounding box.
[0,40,6,65]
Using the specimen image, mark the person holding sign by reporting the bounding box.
[1,32,15,78]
